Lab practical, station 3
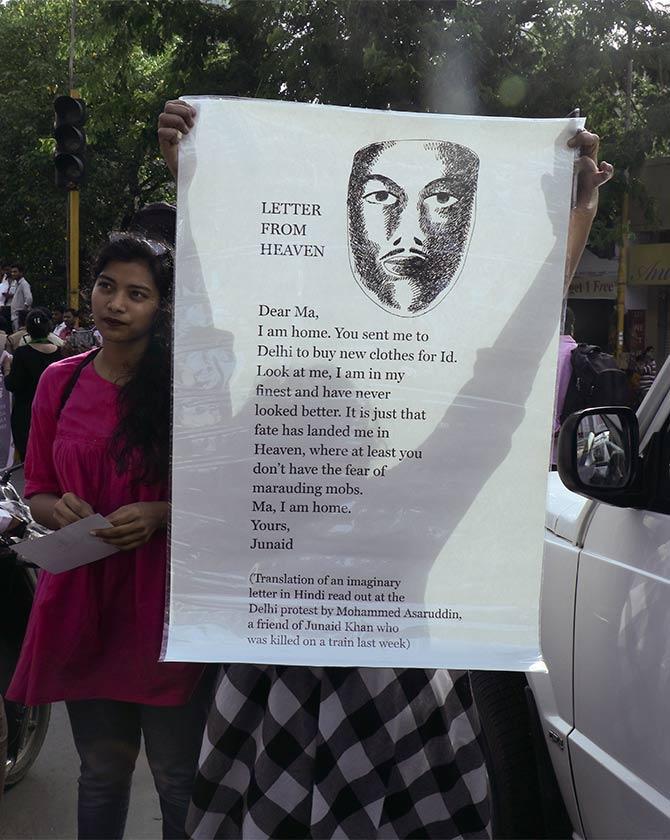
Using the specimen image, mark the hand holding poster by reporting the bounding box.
[165,97,581,669]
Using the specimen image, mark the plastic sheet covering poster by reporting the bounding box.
[165,96,581,670]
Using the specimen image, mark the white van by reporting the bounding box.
[474,363,670,839]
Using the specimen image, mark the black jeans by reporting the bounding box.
[66,674,211,840]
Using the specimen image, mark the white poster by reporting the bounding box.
[165,97,580,670]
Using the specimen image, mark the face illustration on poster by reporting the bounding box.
[347,140,479,316]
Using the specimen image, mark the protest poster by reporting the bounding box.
[164,97,580,669]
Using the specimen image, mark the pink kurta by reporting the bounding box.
[7,352,202,706]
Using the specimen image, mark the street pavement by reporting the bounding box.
[1,469,163,838]
[1,703,162,839]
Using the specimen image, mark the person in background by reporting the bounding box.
[52,306,65,330]
[1,346,12,377]
[552,307,578,467]
[158,101,613,839]
[4,308,62,460]
[636,345,658,405]
[8,265,32,331]
[53,308,78,341]
[0,314,12,353]
[7,310,28,353]
[8,310,64,352]
[61,323,102,357]
[0,265,13,326]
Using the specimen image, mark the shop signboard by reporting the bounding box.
[568,277,616,299]
[629,243,670,286]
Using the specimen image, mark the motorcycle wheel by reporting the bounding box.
[3,700,51,788]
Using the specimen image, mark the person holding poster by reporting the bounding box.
[159,101,611,839]
[6,235,208,840]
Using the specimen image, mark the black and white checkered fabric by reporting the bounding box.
[187,666,491,839]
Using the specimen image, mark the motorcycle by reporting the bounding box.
[0,463,51,789]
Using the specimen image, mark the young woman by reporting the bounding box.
[6,235,207,840]
[158,102,612,839]
[4,307,62,460]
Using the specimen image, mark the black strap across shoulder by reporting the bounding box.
[56,348,102,421]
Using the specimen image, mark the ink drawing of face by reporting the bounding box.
[347,140,479,316]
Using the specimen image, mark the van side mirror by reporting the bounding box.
[557,407,640,502]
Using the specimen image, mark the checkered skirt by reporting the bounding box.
[186,666,491,839]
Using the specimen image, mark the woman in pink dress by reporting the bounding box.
[7,234,206,840]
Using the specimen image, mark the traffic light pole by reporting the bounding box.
[68,188,80,310]
[68,1,79,309]
[54,86,85,310]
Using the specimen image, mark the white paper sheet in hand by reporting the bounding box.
[14,514,120,573]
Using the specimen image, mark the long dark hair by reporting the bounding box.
[92,234,174,485]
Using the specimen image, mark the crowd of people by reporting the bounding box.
[0,266,104,462]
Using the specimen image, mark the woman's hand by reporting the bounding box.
[158,99,196,179]
[565,129,614,290]
[52,492,95,528]
[91,501,169,551]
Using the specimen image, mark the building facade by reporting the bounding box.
[568,157,670,366]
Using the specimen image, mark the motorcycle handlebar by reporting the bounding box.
[0,463,23,486]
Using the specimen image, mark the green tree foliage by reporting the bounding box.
[0,0,668,303]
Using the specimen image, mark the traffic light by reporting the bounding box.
[53,95,86,190]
